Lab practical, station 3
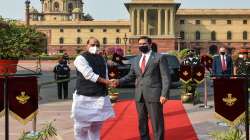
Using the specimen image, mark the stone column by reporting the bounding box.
[170,8,174,35]
[131,9,135,35]
[137,9,141,35]
[172,9,176,35]
[49,0,52,12]
[165,9,169,35]
[158,9,162,35]
[143,9,148,35]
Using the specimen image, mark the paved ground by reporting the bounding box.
[0,60,245,140]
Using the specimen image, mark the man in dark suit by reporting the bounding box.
[212,47,233,76]
[111,36,171,140]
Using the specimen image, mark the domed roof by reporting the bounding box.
[30,6,38,13]
[72,8,81,13]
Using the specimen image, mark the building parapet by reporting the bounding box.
[30,20,130,26]
[177,9,250,16]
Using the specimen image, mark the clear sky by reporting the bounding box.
[0,0,249,20]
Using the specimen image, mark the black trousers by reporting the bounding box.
[57,82,68,99]
[135,97,164,140]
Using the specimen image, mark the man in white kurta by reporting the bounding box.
[71,37,114,140]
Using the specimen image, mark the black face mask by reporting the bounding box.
[189,53,194,57]
[139,45,150,53]
[220,52,225,55]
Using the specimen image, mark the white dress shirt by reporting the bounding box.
[220,55,227,62]
[220,54,227,67]
[71,55,114,122]
[74,55,109,82]
[139,50,152,69]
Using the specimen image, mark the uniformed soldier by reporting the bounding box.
[182,49,200,66]
[53,58,70,99]
[62,52,70,64]
[234,51,250,88]
[182,49,201,105]
[234,51,249,76]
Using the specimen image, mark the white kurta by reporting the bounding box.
[71,92,114,123]
[71,55,115,125]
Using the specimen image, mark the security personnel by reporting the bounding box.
[182,49,200,66]
[234,50,250,88]
[234,51,249,76]
[62,52,70,64]
[182,49,201,105]
[53,58,70,99]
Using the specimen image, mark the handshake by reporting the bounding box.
[105,79,119,88]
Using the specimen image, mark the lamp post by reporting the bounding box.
[123,33,128,56]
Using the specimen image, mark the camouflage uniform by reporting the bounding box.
[235,58,249,75]
[235,57,250,87]
[182,56,200,66]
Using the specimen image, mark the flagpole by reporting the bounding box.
[0,64,41,140]
[4,75,9,140]
[245,75,249,140]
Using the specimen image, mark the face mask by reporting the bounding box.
[88,46,99,54]
[189,53,194,57]
[139,45,150,53]
[220,52,225,55]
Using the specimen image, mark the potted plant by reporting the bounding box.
[105,47,124,104]
[180,82,193,103]
[19,120,57,140]
[108,87,119,104]
[0,16,46,74]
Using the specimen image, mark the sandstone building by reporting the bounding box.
[26,0,250,55]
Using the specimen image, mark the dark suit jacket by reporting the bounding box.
[119,52,171,102]
[212,54,233,75]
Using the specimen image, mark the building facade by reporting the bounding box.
[26,0,250,55]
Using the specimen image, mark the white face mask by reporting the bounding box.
[88,46,99,54]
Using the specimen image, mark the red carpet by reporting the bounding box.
[101,100,198,140]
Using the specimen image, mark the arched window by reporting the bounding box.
[227,31,232,40]
[59,37,64,44]
[103,37,107,44]
[211,31,216,41]
[180,31,185,40]
[53,2,59,12]
[243,31,248,40]
[68,3,73,13]
[77,37,82,44]
[195,31,200,40]
[116,37,121,44]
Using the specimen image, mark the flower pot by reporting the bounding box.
[109,93,119,103]
[0,60,18,74]
[181,93,192,103]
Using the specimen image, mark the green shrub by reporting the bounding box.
[0,16,46,59]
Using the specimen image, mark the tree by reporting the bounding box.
[82,13,94,21]
[0,16,46,59]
